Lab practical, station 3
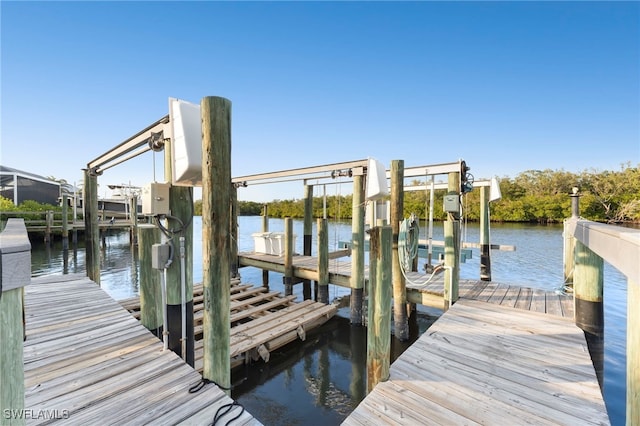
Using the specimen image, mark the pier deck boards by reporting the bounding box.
[343,299,609,425]
[23,274,260,425]
[119,278,337,370]
[237,252,574,317]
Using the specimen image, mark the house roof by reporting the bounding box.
[0,165,60,186]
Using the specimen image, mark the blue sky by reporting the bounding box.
[2,1,638,202]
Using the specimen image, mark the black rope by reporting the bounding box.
[211,401,244,426]
[188,378,231,393]
[188,379,245,425]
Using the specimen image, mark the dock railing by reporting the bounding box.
[564,216,639,425]
[0,218,31,424]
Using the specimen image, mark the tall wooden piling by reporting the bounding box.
[564,190,580,283]
[261,204,269,287]
[83,169,100,284]
[0,219,30,425]
[44,210,53,244]
[479,186,491,281]
[574,240,604,336]
[201,96,232,391]
[137,224,162,336]
[284,217,294,296]
[367,224,392,393]
[61,195,69,250]
[303,185,314,300]
[130,195,138,246]
[443,171,460,310]
[230,184,239,278]
[629,279,639,425]
[391,160,408,340]
[318,218,329,304]
[350,173,365,325]
[164,147,195,366]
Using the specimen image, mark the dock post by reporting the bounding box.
[202,96,232,392]
[230,184,239,278]
[164,141,195,367]
[573,240,604,387]
[261,204,269,288]
[284,217,294,296]
[137,224,162,337]
[303,185,313,300]
[350,172,365,325]
[83,168,100,284]
[0,219,30,425]
[391,160,408,340]
[130,195,138,246]
[479,186,491,281]
[629,279,639,425]
[444,171,460,310]
[366,223,392,393]
[564,188,580,284]
[62,195,69,250]
[44,210,53,245]
[318,218,329,304]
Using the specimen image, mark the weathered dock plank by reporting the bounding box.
[23,274,261,425]
[119,278,337,371]
[238,252,574,317]
[343,299,609,425]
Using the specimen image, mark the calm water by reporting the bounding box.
[30,217,628,425]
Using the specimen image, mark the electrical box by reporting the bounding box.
[142,182,171,215]
[152,243,171,270]
[443,194,460,213]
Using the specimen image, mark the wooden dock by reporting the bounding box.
[23,274,261,425]
[343,298,609,425]
[118,278,337,370]
[237,251,573,314]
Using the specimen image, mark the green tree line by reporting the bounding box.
[193,164,639,223]
[6,165,636,224]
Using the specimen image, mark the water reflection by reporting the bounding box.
[231,306,438,424]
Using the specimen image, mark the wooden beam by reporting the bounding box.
[201,96,232,392]
[391,160,408,340]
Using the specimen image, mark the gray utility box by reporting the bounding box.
[443,194,460,213]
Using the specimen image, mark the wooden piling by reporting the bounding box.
[130,195,138,246]
[61,195,69,250]
[284,217,294,296]
[201,95,232,391]
[163,161,195,366]
[137,224,162,336]
[230,184,239,278]
[83,169,100,284]
[44,210,53,244]
[303,185,313,300]
[629,279,639,425]
[391,160,408,340]
[563,220,576,284]
[444,171,460,310]
[564,191,580,284]
[261,204,269,287]
[350,173,365,325]
[573,240,604,336]
[318,218,329,304]
[479,186,491,281]
[367,224,392,393]
[0,219,30,425]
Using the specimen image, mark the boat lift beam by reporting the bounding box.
[87,115,170,175]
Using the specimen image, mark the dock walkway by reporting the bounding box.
[343,298,609,425]
[23,274,260,425]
